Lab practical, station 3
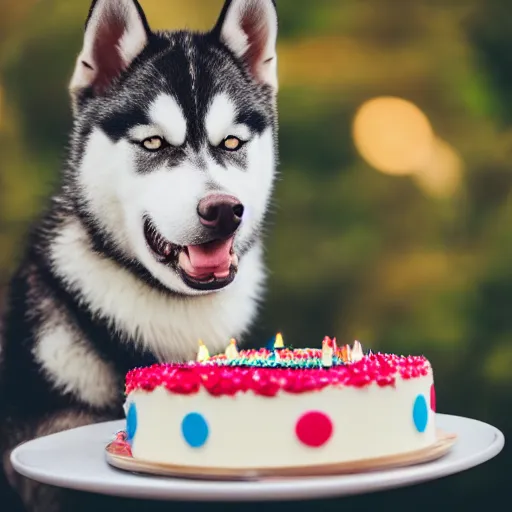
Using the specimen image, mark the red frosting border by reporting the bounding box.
[125,353,431,397]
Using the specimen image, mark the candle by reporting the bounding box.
[338,344,351,363]
[351,340,364,362]
[331,337,338,357]
[196,339,210,362]
[225,338,239,360]
[274,332,284,349]
[321,336,334,368]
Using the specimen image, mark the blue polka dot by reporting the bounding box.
[126,402,137,442]
[181,412,209,448]
[413,394,428,433]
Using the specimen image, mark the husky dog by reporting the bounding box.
[0,0,278,509]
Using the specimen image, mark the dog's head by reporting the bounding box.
[68,0,278,295]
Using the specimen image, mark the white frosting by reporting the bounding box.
[126,371,436,469]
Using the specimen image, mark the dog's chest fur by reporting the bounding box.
[0,214,265,414]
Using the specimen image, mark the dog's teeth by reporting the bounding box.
[162,243,172,256]
[178,250,188,267]
[231,253,239,267]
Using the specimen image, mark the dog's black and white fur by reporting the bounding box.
[0,0,278,509]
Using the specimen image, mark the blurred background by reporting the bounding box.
[0,0,510,510]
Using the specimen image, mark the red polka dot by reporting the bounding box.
[430,384,436,412]
[295,411,333,447]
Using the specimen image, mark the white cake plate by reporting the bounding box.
[11,414,504,502]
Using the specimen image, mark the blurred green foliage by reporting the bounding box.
[0,0,510,510]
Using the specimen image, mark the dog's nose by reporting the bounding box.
[197,195,244,238]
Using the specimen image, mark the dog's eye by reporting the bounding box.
[141,137,165,151]
[221,136,244,151]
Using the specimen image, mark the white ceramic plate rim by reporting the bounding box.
[10,413,505,502]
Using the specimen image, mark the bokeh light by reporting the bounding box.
[352,96,434,176]
[352,96,463,197]
[413,138,463,198]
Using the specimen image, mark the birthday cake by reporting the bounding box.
[116,336,437,473]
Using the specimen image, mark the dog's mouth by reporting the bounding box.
[143,217,238,291]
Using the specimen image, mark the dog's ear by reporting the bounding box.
[69,0,151,111]
[213,0,278,91]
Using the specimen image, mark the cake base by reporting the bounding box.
[106,430,456,480]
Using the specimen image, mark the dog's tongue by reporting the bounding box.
[186,239,232,276]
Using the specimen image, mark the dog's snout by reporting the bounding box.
[197,195,244,238]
